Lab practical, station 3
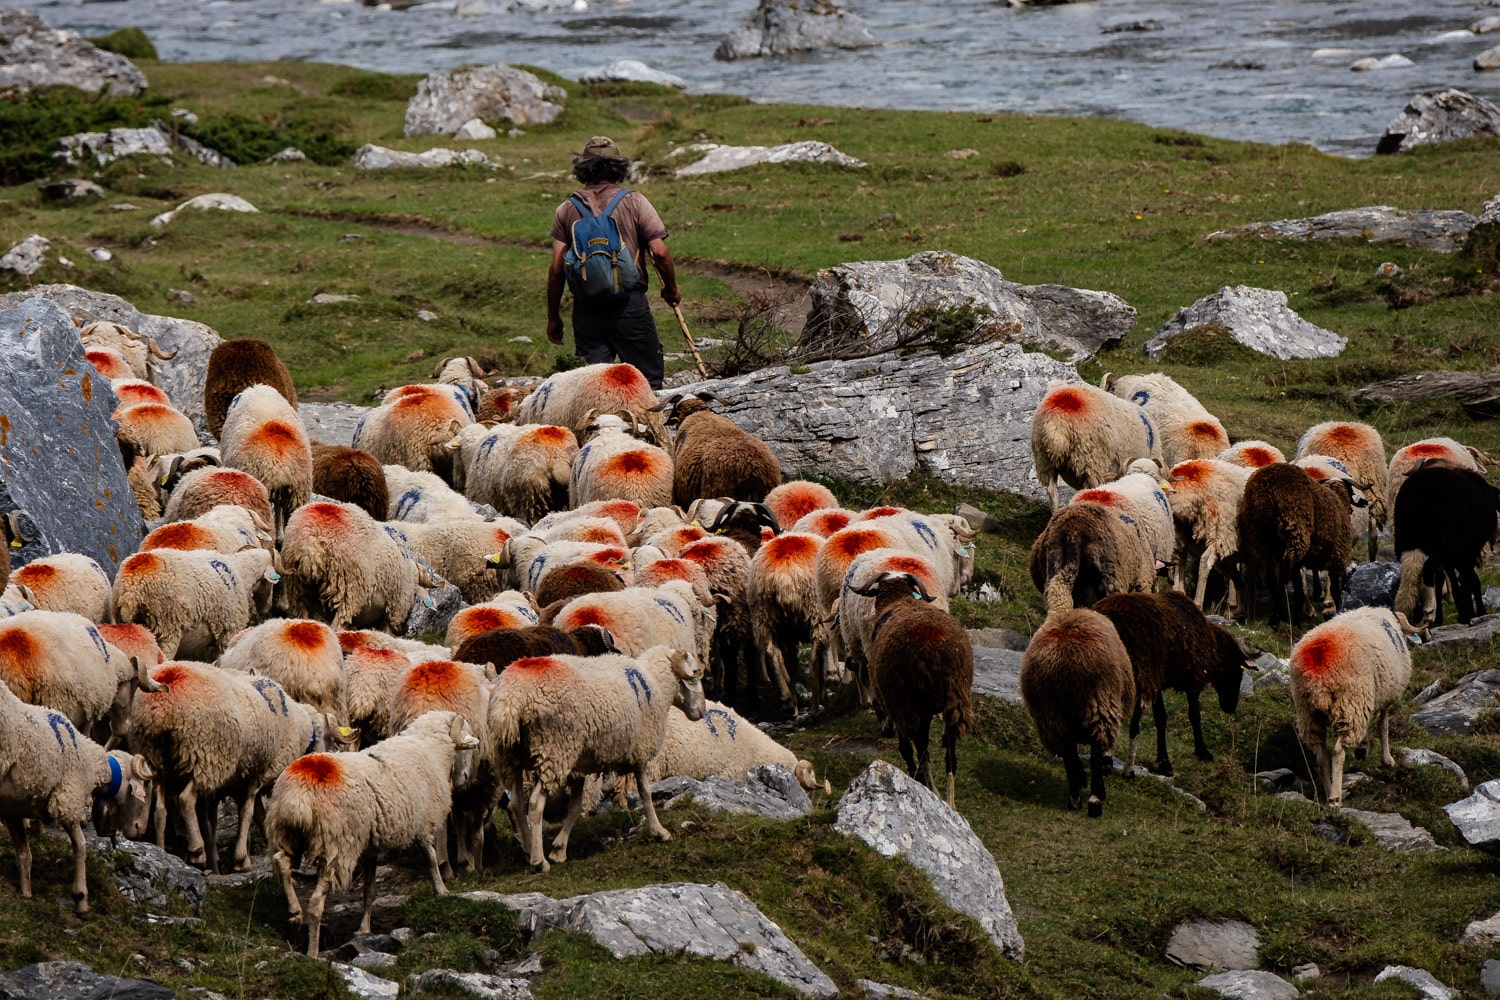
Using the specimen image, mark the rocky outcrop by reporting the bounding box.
[1196,970,1298,1000]
[1481,193,1500,227]
[653,764,813,820]
[353,144,499,170]
[0,961,172,1000]
[408,970,533,998]
[1445,778,1500,852]
[149,193,259,229]
[1145,285,1346,361]
[1340,808,1441,854]
[300,401,372,446]
[664,341,1080,503]
[55,127,174,168]
[1,234,51,276]
[800,251,1136,362]
[580,59,687,88]
[1206,206,1478,254]
[0,9,147,97]
[334,963,399,1000]
[404,65,564,136]
[1399,747,1468,788]
[971,646,1023,703]
[87,835,208,911]
[1338,561,1400,612]
[1411,668,1500,735]
[1165,920,1259,971]
[674,141,865,176]
[1376,89,1500,154]
[834,760,1025,960]
[714,0,878,60]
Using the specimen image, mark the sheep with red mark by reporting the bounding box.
[1297,421,1388,561]
[1295,455,1371,568]
[280,501,432,634]
[570,420,675,510]
[452,624,619,673]
[537,499,643,539]
[80,320,176,384]
[1101,372,1229,466]
[642,701,828,793]
[149,448,227,515]
[141,503,270,555]
[1290,607,1415,807]
[310,443,388,522]
[8,553,112,622]
[112,547,278,660]
[204,339,298,440]
[1028,501,1155,611]
[1092,592,1259,776]
[354,384,473,482]
[790,507,857,538]
[115,401,199,458]
[1387,437,1489,524]
[662,393,783,507]
[385,464,487,524]
[130,661,327,871]
[640,522,708,557]
[339,629,451,663]
[267,710,477,956]
[748,532,837,713]
[1030,382,1162,510]
[445,591,539,648]
[865,511,978,599]
[1217,440,1286,470]
[84,347,133,381]
[678,535,756,704]
[532,562,628,624]
[342,643,412,746]
[625,505,690,545]
[552,580,716,668]
[97,623,163,671]
[763,481,839,532]
[488,536,631,595]
[383,519,527,603]
[447,422,579,523]
[1020,606,1135,817]
[219,384,313,538]
[837,547,947,711]
[1395,465,1500,626]
[1237,463,1364,625]
[634,557,713,607]
[111,378,170,409]
[537,516,628,549]
[219,619,347,721]
[488,646,705,872]
[815,523,905,615]
[1162,458,1254,609]
[1070,462,1176,567]
[515,363,669,451]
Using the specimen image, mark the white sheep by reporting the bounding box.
[537,516,629,548]
[445,591,540,650]
[281,501,432,634]
[6,553,113,622]
[115,401,199,458]
[433,356,493,411]
[219,618,347,721]
[642,701,828,792]
[570,422,674,510]
[266,710,478,956]
[112,546,278,660]
[1164,458,1255,608]
[550,580,717,667]
[1031,382,1162,509]
[1102,372,1229,466]
[162,466,274,528]
[514,363,669,450]
[536,498,644,539]
[110,377,171,409]
[219,384,313,538]
[342,642,413,745]
[141,503,270,555]
[868,511,978,599]
[448,422,579,523]
[385,464,488,524]
[490,536,632,594]
[383,519,528,604]
[355,384,473,480]
[1217,440,1286,470]
[749,532,837,713]
[1070,462,1176,567]
[81,319,176,383]
[1297,421,1388,561]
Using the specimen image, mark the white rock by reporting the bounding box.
[579,59,688,89]
[453,118,498,140]
[404,64,564,136]
[675,141,865,176]
[1444,777,1500,850]
[1312,47,1358,59]
[55,126,173,168]
[333,963,399,1000]
[1196,971,1299,1000]
[87,247,111,262]
[0,9,146,97]
[149,193,259,230]
[0,235,51,276]
[1350,54,1415,71]
[1474,16,1500,33]
[417,309,440,321]
[1399,747,1469,787]
[309,293,361,304]
[1463,910,1500,946]
[1477,44,1500,71]
[1374,965,1457,1000]
[352,144,498,170]
[268,147,307,163]
[508,335,533,343]
[1146,285,1347,361]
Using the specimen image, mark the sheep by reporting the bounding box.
[1395,465,1500,626]
[790,507,857,538]
[1101,372,1229,466]
[677,536,756,704]
[385,464,487,524]
[219,619,347,721]
[384,520,528,604]
[111,378,171,409]
[339,629,450,663]
[1020,607,1135,817]
[538,516,628,549]
[148,446,224,507]
[516,363,668,450]
[342,643,412,746]
[80,320,176,383]
[1029,501,1155,611]
[642,701,827,792]
[867,511,978,600]
[815,523,905,615]
[570,423,674,510]
[266,710,478,956]
[91,748,157,844]
[7,553,112,622]
[1238,463,1365,625]
[763,481,839,532]
[219,384,313,538]
[1070,463,1176,567]
[452,624,619,672]
[1163,459,1254,609]
[662,393,783,507]
[490,536,631,595]
[131,662,327,871]
[1217,440,1286,470]
[640,523,708,557]
[84,346,134,381]
[445,591,540,649]
[552,581,717,668]
[837,547,948,710]
[704,501,782,557]
[125,455,163,520]
[536,499,644,539]
[204,339,298,440]
[1295,455,1371,569]
[488,646,705,872]
[626,505,690,546]
[1031,382,1162,510]
[531,561,627,620]
[115,401,199,458]
[281,501,431,634]
[850,572,974,808]
[96,622,163,669]
[310,443,389,522]
[355,384,473,482]
[1297,422,1388,561]
[112,547,278,660]
[1387,437,1489,522]
[747,532,837,714]
[0,679,116,912]
[1092,591,1259,775]
[447,422,578,523]
[634,557,714,606]
[0,609,163,748]
[1290,607,1415,807]
[141,503,270,555]
[477,385,528,424]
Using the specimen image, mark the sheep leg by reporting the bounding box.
[1156,694,1179,773]
[896,731,919,782]
[1046,476,1060,512]
[177,781,209,869]
[423,836,448,896]
[1087,738,1108,819]
[232,785,259,873]
[1458,564,1484,625]
[151,785,168,849]
[304,868,334,958]
[548,775,587,865]
[914,714,935,794]
[1062,746,1087,811]
[199,796,220,874]
[1368,525,1379,564]
[357,852,378,934]
[67,819,89,914]
[272,850,303,923]
[943,721,959,809]
[1328,734,1347,809]
[1287,561,1307,627]
[1125,703,1143,775]
[1186,689,1210,764]
[3,815,30,898]
[525,781,551,873]
[766,638,796,714]
[1379,710,1395,768]
[634,765,672,843]
[1193,552,1217,609]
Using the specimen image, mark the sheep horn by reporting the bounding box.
[147,338,178,361]
[907,575,935,603]
[466,357,486,379]
[1394,611,1431,641]
[130,755,154,781]
[753,503,781,533]
[134,656,165,693]
[848,578,885,598]
[1099,372,1116,392]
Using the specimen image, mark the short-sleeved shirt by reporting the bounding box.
[550,182,669,293]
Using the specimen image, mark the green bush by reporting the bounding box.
[87,27,158,61]
[0,86,169,185]
[181,112,356,166]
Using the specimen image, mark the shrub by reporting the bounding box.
[0,86,169,185]
[181,113,356,167]
[87,27,158,61]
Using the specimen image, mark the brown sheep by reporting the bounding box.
[311,443,389,522]
[451,624,618,672]
[1092,592,1259,776]
[662,394,782,507]
[1029,501,1155,611]
[1238,463,1364,625]
[204,339,298,440]
[1019,607,1135,818]
[533,562,627,624]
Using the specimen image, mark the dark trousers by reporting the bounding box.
[571,288,665,389]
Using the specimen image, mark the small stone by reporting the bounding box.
[1164,920,1260,971]
[1477,44,1500,71]
[150,193,259,229]
[168,289,195,304]
[268,147,307,163]
[352,953,398,971]
[1399,747,1469,788]
[1340,808,1442,853]
[389,927,415,945]
[0,963,172,999]
[111,203,140,211]
[507,128,526,138]
[417,309,440,321]
[1413,668,1500,733]
[353,144,499,170]
[1292,963,1320,981]
[56,256,74,268]
[1377,262,1402,277]
[1413,679,1442,705]
[1463,910,1500,946]
[508,335,533,343]
[88,247,112,262]
[578,59,688,89]
[1481,958,1500,995]
[333,963,399,1000]
[1196,970,1299,1000]
[676,141,865,177]
[1444,778,1500,851]
[857,980,929,999]
[654,764,812,820]
[1475,16,1500,33]
[946,148,979,159]
[404,64,564,136]
[1374,965,1458,1000]
[41,178,106,203]
[1256,769,1300,791]
[454,118,498,141]
[408,970,532,999]
[1351,54,1416,71]
[310,293,361,304]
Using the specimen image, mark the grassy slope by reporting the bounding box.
[2,59,1500,1000]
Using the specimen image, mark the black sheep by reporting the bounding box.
[706,500,781,556]
[452,624,618,673]
[1394,464,1500,625]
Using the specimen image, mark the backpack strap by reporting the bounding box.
[601,188,633,217]
[568,193,593,217]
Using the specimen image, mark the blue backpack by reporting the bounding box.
[563,189,641,302]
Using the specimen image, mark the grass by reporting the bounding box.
[3,55,1500,999]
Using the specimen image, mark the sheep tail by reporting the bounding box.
[487,687,522,752]
[1043,569,1076,615]
[945,699,975,737]
[1395,548,1427,619]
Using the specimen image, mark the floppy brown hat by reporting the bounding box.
[574,135,629,164]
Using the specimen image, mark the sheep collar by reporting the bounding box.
[304,727,319,756]
[103,755,123,798]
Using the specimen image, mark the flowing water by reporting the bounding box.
[31,0,1500,155]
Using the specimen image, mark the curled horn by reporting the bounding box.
[1099,372,1117,392]
[466,356,486,379]
[753,502,781,534]
[131,755,154,781]
[907,574,935,603]
[848,577,885,598]
[134,656,165,693]
[648,393,684,415]
[697,390,734,406]
[147,338,178,361]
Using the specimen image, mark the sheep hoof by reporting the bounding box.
[1067,795,1081,811]
[653,827,673,842]
[1152,762,1176,777]
[547,849,568,864]
[531,859,551,874]
[1086,797,1103,818]
[233,859,252,874]
[1194,748,1213,762]
[1382,754,1395,768]
[288,912,305,926]
[73,893,88,915]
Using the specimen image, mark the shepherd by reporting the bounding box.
[546,136,682,390]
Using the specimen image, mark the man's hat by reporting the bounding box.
[574,136,629,165]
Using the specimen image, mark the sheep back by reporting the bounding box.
[671,410,783,507]
[205,339,297,440]
[9,554,112,623]
[1019,609,1134,757]
[311,444,389,522]
[763,481,839,530]
[163,467,274,527]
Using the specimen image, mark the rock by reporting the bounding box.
[1206,207,1478,254]
[1486,585,1500,610]
[55,127,174,168]
[170,129,235,168]
[1340,808,1441,853]
[1374,965,1457,1000]
[971,646,1023,703]
[404,65,564,136]
[453,118,498,141]
[483,883,837,997]
[1195,970,1298,1000]
[1350,54,1415,71]
[351,953,399,971]
[1483,960,1500,996]
[1377,88,1500,154]
[149,193,259,230]
[87,836,208,910]
[1292,963,1321,981]
[408,970,533,998]
[0,284,222,442]
[579,59,688,88]
[353,144,499,170]
[88,248,111,262]
[714,0,878,60]
[967,627,1029,652]
[309,293,361,305]
[675,140,865,177]
[0,298,144,573]
[1477,44,1500,71]
[333,963,399,1000]
[1476,16,1500,33]
[1411,668,1500,734]
[653,763,813,820]
[1145,285,1346,361]
[1464,911,1500,946]
[1164,920,1259,971]
[41,179,105,204]
[799,251,1135,362]
[403,581,463,638]
[857,982,928,999]
[300,401,374,446]
[419,310,441,322]
[834,759,1024,959]
[1422,615,1500,655]
[0,9,147,97]
[1255,768,1304,793]
[1338,561,1402,611]
[1102,19,1162,33]
[1399,747,1469,788]
[0,961,173,999]
[1,234,51,276]
[269,147,307,163]
[1445,778,1500,851]
[1413,679,1442,705]
[663,340,1079,502]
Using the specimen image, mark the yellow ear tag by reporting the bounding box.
[8,540,20,549]
[338,727,353,738]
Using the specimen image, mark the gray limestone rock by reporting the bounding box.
[800,251,1135,362]
[1377,88,1500,154]
[1445,778,1500,852]
[675,140,865,177]
[333,963,399,1000]
[1206,206,1478,253]
[715,0,878,60]
[1195,970,1299,1000]
[353,144,499,170]
[41,179,105,204]
[664,341,1080,503]
[1,234,51,276]
[149,193,258,229]
[404,65,564,136]
[408,970,533,998]
[579,59,687,88]
[55,127,174,168]
[1476,44,1500,71]
[351,953,399,972]
[1412,668,1500,734]
[857,982,929,999]
[834,759,1024,959]
[967,627,1029,652]
[299,401,372,447]
[88,835,208,911]
[1340,808,1441,853]
[1146,285,1346,361]
[1164,919,1260,971]
[0,961,172,1000]
[1374,965,1458,1000]
[402,581,464,638]
[1399,747,1469,788]
[0,9,147,97]
[1483,960,1500,997]
[0,298,143,573]
[653,763,813,820]
[971,646,1023,704]
[1464,910,1500,946]
[1420,616,1500,657]
[1339,561,1401,611]
[1481,193,1500,227]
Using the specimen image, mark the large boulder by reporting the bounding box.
[0,285,223,441]
[801,251,1136,362]
[834,760,1025,960]
[353,144,498,170]
[970,646,1023,703]
[1205,206,1479,254]
[1338,561,1400,612]
[715,0,878,60]
[1145,285,1346,361]
[665,340,1080,503]
[0,9,147,97]
[299,401,371,447]
[0,962,172,1000]
[652,764,813,820]
[0,298,143,573]
[674,140,865,177]
[1412,668,1500,735]
[86,835,208,910]
[404,65,564,136]
[1376,89,1500,154]
[1445,778,1500,852]
[1340,808,1441,854]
